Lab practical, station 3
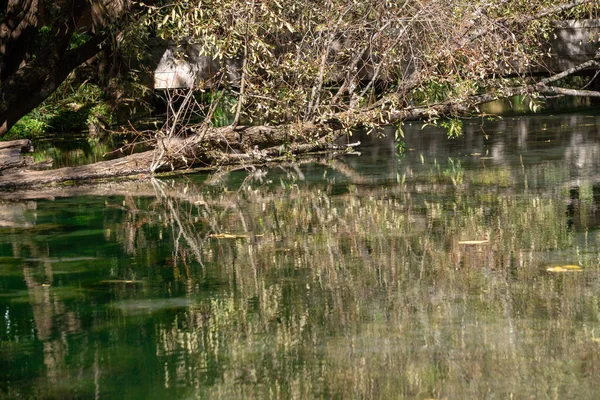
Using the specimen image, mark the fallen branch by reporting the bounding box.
[0,151,156,189]
[0,139,34,171]
[0,124,358,189]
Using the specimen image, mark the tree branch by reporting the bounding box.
[536,85,600,98]
[520,0,596,23]
[540,59,600,85]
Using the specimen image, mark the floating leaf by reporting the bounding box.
[546,265,582,273]
[458,239,489,245]
[209,233,247,239]
[208,233,264,239]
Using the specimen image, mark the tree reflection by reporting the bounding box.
[2,112,600,398]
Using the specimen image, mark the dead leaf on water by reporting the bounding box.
[546,265,582,273]
[561,265,581,269]
[209,233,243,239]
[458,239,490,245]
[208,233,265,239]
[590,337,600,343]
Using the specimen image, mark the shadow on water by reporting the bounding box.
[2,109,600,398]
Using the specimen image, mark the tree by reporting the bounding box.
[137,0,599,162]
[144,0,599,128]
[0,0,132,137]
[1,0,598,139]
[1,0,599,187]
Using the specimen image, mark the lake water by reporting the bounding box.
[2,110,600,398]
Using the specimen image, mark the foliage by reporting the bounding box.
[133,0,599,132]
[0,1,134,136]
[3,113,50,140]
[2,0,599,151]
[422,118,465,138]
[3,80,115,140]
[440,118,465,138]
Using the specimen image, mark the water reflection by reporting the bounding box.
[31,130,150,169]
[2,111,600,398]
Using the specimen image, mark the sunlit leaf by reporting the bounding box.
[546,265,582,273]
[458,239,489,245]
[209,233,247,239]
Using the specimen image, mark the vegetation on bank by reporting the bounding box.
[4,83,114,141]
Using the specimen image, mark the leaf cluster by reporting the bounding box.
[131,0,599,127]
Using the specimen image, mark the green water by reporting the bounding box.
[3,111,600,398]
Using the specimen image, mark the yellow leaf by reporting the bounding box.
[458,239,489,245]
[284,21,295,33]
[208,233,247,239]
[546,265,582,273]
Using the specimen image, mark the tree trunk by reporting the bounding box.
[0,1,127,136]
